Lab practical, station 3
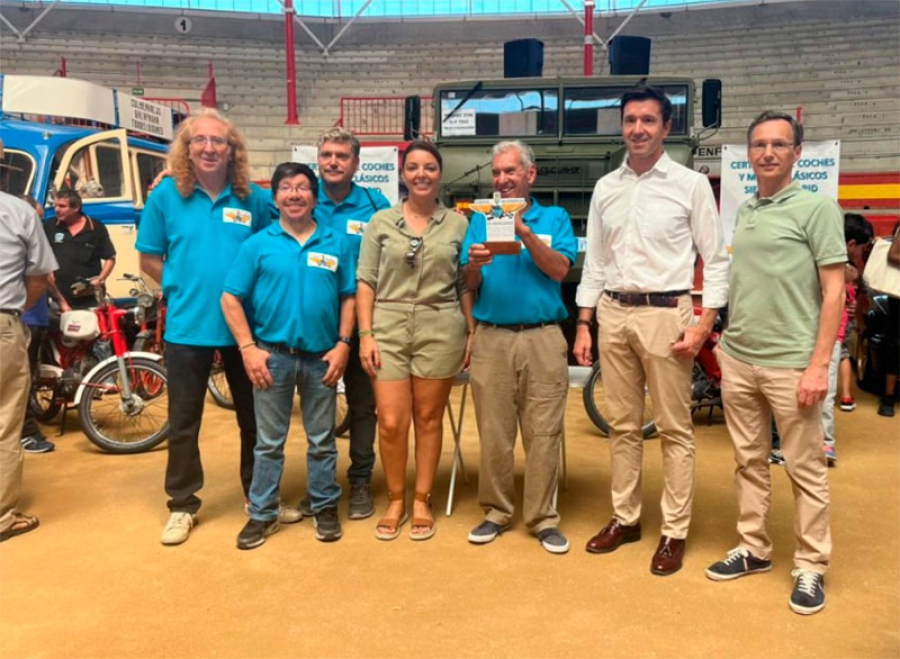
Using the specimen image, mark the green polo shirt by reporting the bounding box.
[720,183,846,368]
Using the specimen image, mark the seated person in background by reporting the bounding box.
[44,188,116,310]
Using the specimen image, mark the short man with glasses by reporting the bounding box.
[573,85,729,575]
[295,128,390,521]
[223,162,355,548]
[462,140,577,554]
[706,110,845,616]
[137,109,285,546]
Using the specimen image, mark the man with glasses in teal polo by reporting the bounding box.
[137,110,286,546]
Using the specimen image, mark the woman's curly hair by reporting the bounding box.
[168,108,251,200]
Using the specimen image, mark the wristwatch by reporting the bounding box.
[337,336,352,345]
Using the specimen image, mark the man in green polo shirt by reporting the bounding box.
[706,111,846,616]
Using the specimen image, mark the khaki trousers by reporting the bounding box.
[597,294,695,538]
[719,350,831,573]
[469,324,568,533]
[0,314,29,534]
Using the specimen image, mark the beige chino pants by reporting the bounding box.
[597,294,695,538]
[0,313,29,534]
[469,324,568,533]
[719,349,831,573]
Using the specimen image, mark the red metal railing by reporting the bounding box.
[338,96,433,137]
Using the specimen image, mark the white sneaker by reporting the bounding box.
[161,512,196,545]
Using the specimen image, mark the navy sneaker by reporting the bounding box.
[789,569,826,615]
[706,547,772,581]
[21,435,54,454]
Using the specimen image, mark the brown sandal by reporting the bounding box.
[409,492,435,541]
[0,512,40,543]
[375,491,408,541]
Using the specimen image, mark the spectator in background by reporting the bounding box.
[878,222,900,417]
[18,195,55,454]
[45,188,116,311]
[821,213,874,464]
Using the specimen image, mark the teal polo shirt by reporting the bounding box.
[135,177,274,346]
[313,182,390,260]
[223,221,356,353]
[461,198,577,325]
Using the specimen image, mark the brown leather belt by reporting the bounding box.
[479,321,558,332]
[0,308,22,317]
[605,290,689,308]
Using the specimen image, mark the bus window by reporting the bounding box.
[0,150,35,198]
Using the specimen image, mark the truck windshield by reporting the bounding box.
[439,83,689,139]
[563,84,689,136]
[439,87,558,138]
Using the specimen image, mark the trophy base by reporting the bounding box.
[484,241,521,255]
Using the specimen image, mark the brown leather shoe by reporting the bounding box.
[651,536,686,576]
[585,519,642,554]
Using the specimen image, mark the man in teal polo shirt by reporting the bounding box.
[706,111,845,616]
[462,140,577,555]
[137,109,281,546]
[304,128,390,521]
[223,162,356,549]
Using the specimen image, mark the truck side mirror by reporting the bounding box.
[701,79,722,129]
[403,95,421,141]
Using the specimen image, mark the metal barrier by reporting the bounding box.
[338,96,433,138]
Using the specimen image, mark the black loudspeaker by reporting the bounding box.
[403,96,421,141]
[608,36,651,75]
[504,38,544,78]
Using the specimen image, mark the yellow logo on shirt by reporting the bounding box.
[536,234,553,248]
[223,208,252,226]
[308,252,338,272]
[346,220,367,235]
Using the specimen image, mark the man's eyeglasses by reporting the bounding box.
[276,185,314,194]
[189,135,230,148]
[749,141,795,153]
[405,237,423,268]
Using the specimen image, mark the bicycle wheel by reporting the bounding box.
[582,361,657,439]
[79,357,170,454]
[207,352,235,410]
[334,386,350,437]
[30,337,62,422]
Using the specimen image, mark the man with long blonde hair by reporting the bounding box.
[136,109,286,546]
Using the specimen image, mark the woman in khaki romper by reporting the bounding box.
[356,141,475,541]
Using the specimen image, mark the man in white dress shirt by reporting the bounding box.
[573,84,729,576]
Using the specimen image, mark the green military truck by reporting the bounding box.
[430,75,721,278]
[426,75,721,354]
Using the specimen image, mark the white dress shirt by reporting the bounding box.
[575,152,729,310]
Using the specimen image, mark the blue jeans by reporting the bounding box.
[248,345,340,521]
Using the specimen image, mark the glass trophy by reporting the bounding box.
[469,192,524,255]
